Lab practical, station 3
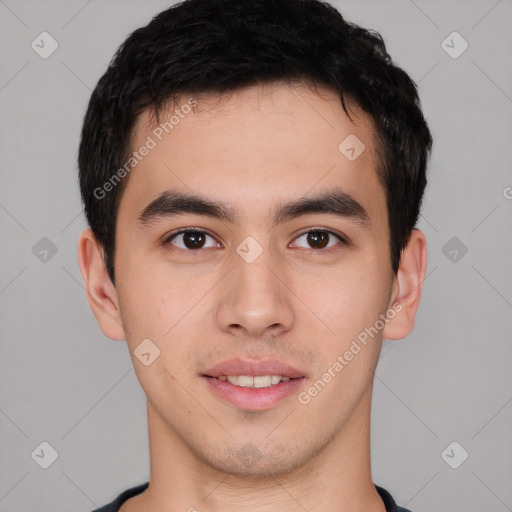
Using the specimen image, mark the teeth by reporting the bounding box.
[238,375,254,387]
[227,375,239,385]
[253,375,272,388]
[220,375,291,388]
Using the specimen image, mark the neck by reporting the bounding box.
[133,385,385,512]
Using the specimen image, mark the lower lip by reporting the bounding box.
[203,376,305,411]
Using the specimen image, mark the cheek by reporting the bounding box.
[118,280,193,392]
[115,266,173,346]
[310,265,388,334]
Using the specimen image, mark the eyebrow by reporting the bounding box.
[137,188,370,228]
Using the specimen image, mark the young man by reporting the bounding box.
[77,0,432,510]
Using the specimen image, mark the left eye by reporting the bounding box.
[291,230,343,250]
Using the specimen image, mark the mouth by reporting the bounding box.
[214,374,296,388]
[202,358,306,410]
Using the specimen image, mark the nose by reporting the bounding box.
[216,244,295,340]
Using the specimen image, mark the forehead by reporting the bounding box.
[121,81,385,225]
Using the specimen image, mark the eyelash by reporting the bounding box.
[162,227,348,255]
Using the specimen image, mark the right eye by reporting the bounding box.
[164,229,222,252]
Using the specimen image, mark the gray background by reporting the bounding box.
[1,0,511,510]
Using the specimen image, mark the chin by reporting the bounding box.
[192,438,320,480]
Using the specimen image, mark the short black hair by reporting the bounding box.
[78,0,433,285]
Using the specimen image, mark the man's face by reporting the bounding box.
[113,82,397,476]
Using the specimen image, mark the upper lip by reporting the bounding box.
[204,358,305,379]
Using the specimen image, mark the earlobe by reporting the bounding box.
[382,229,427,341]
[77,228,126,341]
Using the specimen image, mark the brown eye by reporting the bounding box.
[166,230,219,250]
[291,229,344,251]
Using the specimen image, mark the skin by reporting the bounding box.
[78,81,427,512]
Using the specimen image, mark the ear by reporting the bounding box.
[382,228,427,340]
[77,228,125,341]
